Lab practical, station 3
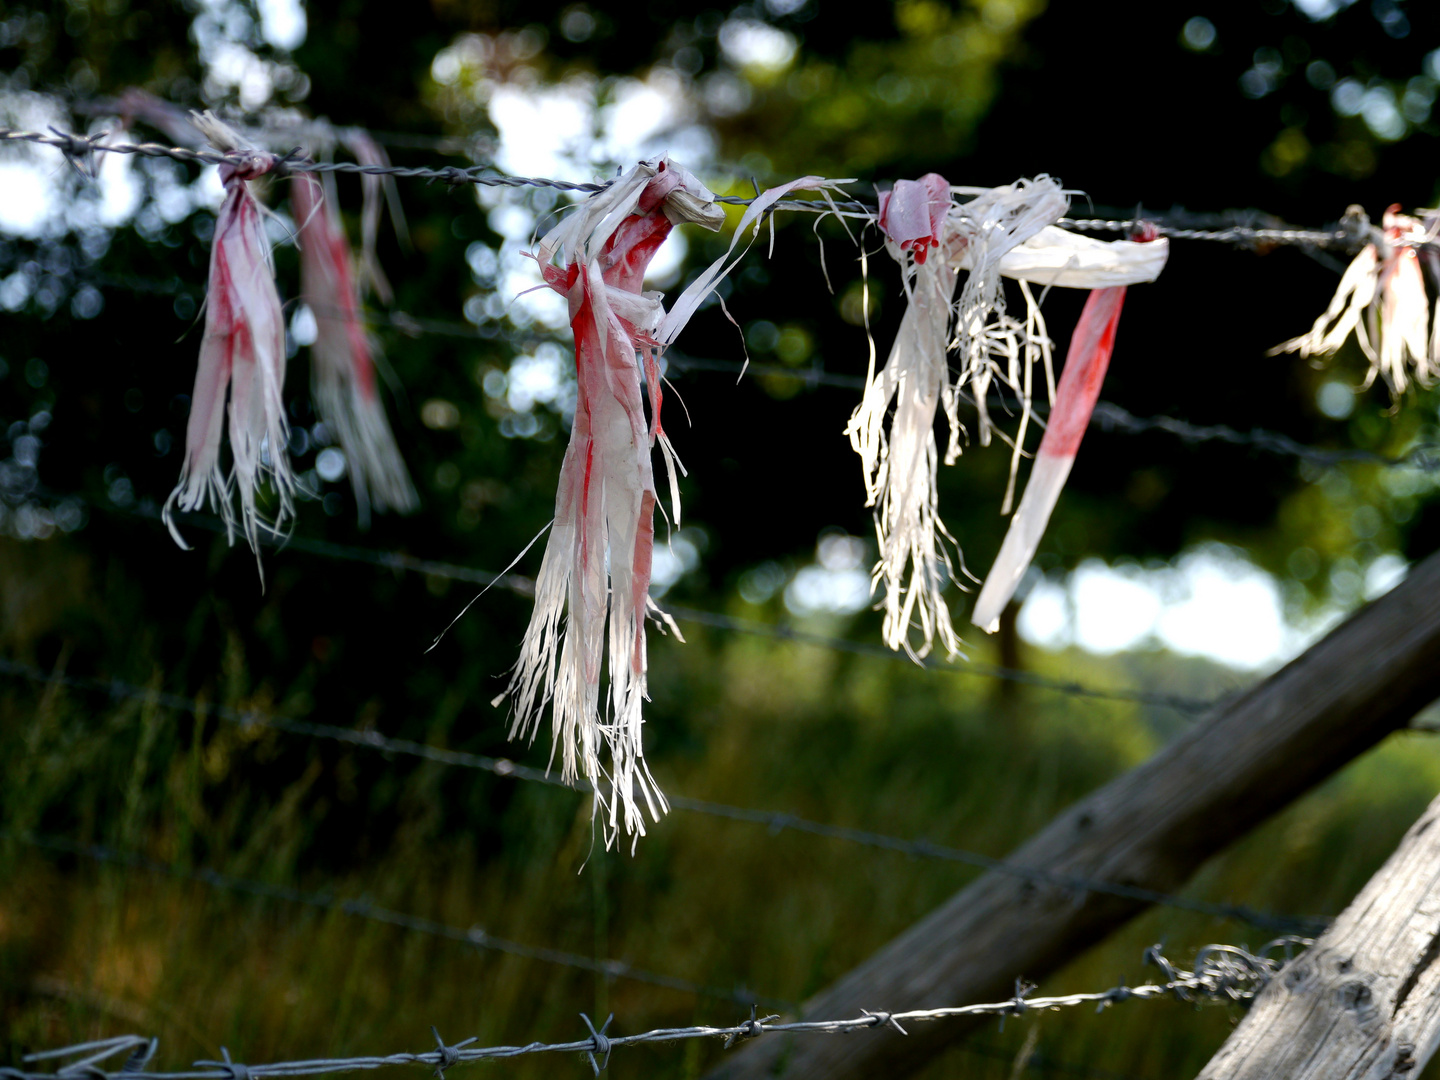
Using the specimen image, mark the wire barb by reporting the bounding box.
[723,1006,779,1048]
[579,1014,613,1075]
[192,1049,248,1080]
[44,125,108,179]
[859,1009,907,1036]
[999,979,1037,1031]
[427,1029,474,1079]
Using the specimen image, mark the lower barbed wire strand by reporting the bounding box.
[0,656,1325,936]
[5,941,1301,1079]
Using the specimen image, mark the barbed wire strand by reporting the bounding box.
[0,126,1382,249]
[3,962,1135,1080]
[102,498,1219,715]
[1055,216,1353,249]
[0,127,868,214]
[1,940,1306,1079]
[2,1003,1142,1080]
[36,265,1437,472]
[0,657,1322,936]
[1089,403,1440,471]
[6,831,784,1010]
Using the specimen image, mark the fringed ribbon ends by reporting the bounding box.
[848,174,965,661]
[164,112,294,568]
[1271,205,1439,396]
[503,159,725,848]
[852,174,1172,649]
[848,174,1072,661]
[292,175,417,526]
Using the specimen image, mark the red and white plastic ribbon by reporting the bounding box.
[500,160,848,844]
[501,159,722,846]
[164,113,294,570]
[292,173,417,525]
[849,174,1170,653]
[971,225,1168,633]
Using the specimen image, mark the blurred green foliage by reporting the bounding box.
[4,0,1440,1076]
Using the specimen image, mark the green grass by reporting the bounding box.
[3,537,1440,1079]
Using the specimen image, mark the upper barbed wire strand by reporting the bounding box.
[0,126,1389,247]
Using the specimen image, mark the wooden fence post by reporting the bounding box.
[1197,792,1440,1079]
[709,549,1440,1080]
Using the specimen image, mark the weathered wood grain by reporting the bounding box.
[709,549,1440,1080]
[1197,793,1440,1080]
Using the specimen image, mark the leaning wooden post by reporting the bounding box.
[1197,792,1440,1080]
[709,549,1440,1080]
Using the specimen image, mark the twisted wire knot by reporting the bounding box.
[724,1005,779,1048]
[860,1009,908,1035]
[579,1013,613,1076]
[428,1027,476,1078]
[196,1047,250,1080]
[998,979,1035,1031]
[46,126,106,158]
[1097,981,1133,1013]
[430,166,471,188]
[1143,945,1179,984]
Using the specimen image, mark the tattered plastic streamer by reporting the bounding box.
[972,227,1168,633]
[499,161,850,845]
[1271,205,1440,396]
[849,174,1169,656]
[292,174,418,526]
[163,112,294,575]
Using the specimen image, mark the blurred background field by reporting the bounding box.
[6,533,1440,1077]
[5,0,1440,1076]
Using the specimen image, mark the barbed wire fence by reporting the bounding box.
[1,940,1307,1079]
[4,827,1173,1080]
[7,1032,1137,1080]
[0,115,1416,1079]
[0,120,1415,903]
[6,123,1436,535]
